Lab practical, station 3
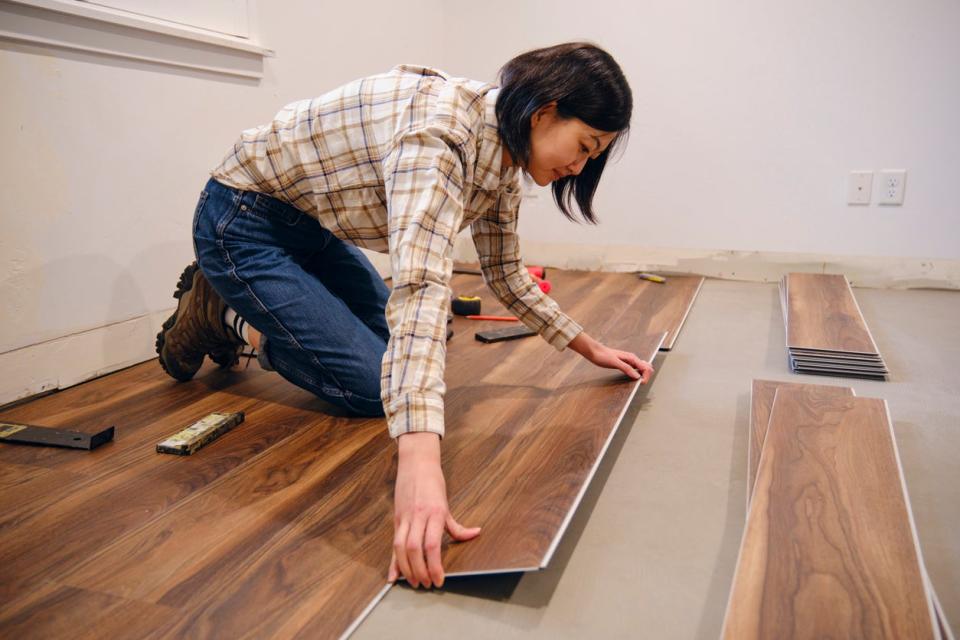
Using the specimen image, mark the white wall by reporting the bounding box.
[442,0,960,261]
[0,0,443,403]
[1,0,958,404]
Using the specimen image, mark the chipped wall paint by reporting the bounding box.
[452,236,960,290]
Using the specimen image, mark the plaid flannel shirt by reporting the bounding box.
[211,65,582,438]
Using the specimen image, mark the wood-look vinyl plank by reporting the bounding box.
[747,380,853,507]
[747,384,950,634]
[789,365,888,379]
[638,275,703,351]
[788,347,884,361]
[438,271,667,573]
[784,273,882,356]
[159,435,395,639]
[0,268,687,638]
[724,389,936,639]
[0,462,86,534]
[0,381,309,601]
[788,354,888,369]
[58,419,382,603]
[442,333,665,574]
[788,364,888,381]
[0,363,264,470]
[789,364,889,378]
[0,580,180,639]
[447,270,702,352]
[790,355,888,373]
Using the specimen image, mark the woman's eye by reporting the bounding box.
[580,145,589,154]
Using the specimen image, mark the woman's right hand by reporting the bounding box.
[388,432,481,588]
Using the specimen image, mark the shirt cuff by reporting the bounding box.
[536,313,583,351]
[385,391,446,439]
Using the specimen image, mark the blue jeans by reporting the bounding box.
[192,177,390,416]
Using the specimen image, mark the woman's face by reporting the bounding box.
[524,103,618,186]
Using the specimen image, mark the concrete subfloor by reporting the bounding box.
[355,278,959,639]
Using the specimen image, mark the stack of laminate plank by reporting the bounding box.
[723,380,951,639]
[779,272,888,379]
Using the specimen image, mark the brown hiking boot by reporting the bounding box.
[155,262,245,381]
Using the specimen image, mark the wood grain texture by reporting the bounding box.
[442,270,667,573]
[725,388,936,639]
[0,268,685,639]
[747,380,853,506]
[783,273,881,355]
[638,275,703,350]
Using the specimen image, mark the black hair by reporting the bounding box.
[496,42,632,224]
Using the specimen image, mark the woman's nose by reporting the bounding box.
[568,156,588,175]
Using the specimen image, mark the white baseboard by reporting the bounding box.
[453,239,960,290]
[0,309,171,407]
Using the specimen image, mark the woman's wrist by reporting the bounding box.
[567,331,597,359]
[397,431,441,464]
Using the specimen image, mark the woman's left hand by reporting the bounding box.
[567,331,654,383]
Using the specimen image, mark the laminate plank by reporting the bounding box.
[637,275,703,350]
[784,273,882,355]
[446,268,702,351]
[788,365,888,381]
[0,581,180,639]
[0,462,86,534]
[442,333,665,574]
[439,270,666,573]
[788,347,885,361]
[747,380,853,507]
[747,383,951,635]
[790,359,887,378]
[0,268,681,639]
[724,389,936,639]
[58,419,382,602]
[788,355,888,371]
[0,377,309,601]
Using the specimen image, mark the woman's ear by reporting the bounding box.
[531,101,558,127]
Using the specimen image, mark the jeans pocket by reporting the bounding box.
[251,193,304,227]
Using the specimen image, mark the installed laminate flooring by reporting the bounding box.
[632,275,703,351]
[724,387,936,639]
[440,272,666,573]
[0,269,682,639]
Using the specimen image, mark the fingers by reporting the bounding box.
[446,514,482,541]
[388,551,398,583]
[639,360,654,384]
[617,351,654,383]
[395,513,478,589]
[393,519,412,586]
[405,515,429,588]
[424,514,446,588]
[618,359,641,380]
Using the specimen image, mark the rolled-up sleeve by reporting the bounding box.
[470,189,583,350]
[380,127,469,439]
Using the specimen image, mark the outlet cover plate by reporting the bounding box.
[878,169,907,205]
[847,171,873,205]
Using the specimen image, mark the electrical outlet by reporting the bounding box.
[878,170,907,205]
[847,171,873,205]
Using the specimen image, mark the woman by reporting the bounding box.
[157,42,653,589]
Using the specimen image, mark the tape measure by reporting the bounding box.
[451,295,482,316]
